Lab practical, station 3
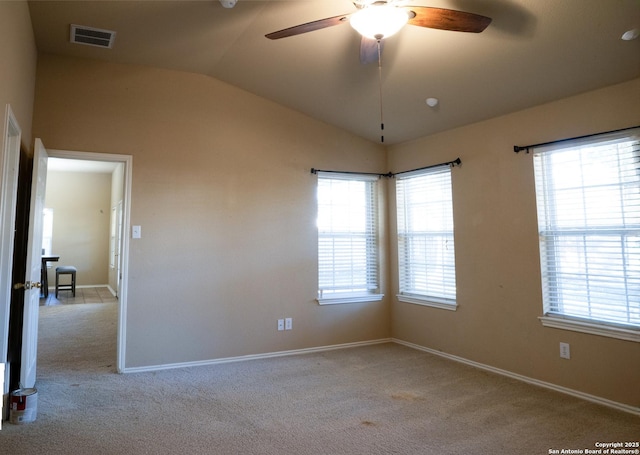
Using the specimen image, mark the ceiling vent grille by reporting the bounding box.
[70,25,116,49]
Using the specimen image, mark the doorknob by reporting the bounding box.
[13,281,42,290]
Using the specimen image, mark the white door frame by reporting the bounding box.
[0,105,21,399]
[115,200,123,298]
[47,149,132,373]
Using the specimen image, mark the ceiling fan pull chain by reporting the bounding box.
[378,38,384,143]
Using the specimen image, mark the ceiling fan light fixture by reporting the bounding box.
[350,5,409,40]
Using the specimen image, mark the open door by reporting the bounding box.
[1,105,21,410]
[18,139,48,389]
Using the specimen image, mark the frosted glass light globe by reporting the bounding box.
[350,5,409,40]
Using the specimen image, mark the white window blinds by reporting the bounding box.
[533,128,640,328]
[396,167,456,304]
[317,173,380,301]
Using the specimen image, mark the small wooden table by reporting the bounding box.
[41,255,60,298]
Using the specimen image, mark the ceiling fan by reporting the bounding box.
[266,1,492,143]
[266,1,492,63]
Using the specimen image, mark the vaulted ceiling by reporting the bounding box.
[27,0,640,145]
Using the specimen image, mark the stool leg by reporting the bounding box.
[55,271,59,298]
[72,272,76,297]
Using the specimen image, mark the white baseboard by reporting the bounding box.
[122,338,393,374]
[393,338,640,417]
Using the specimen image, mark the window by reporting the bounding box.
[316,172,382,304]
[533,128,640,341]
[42,208,54,256]
[396,166,456,309]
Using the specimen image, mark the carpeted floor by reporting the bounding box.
[1,301,638,454]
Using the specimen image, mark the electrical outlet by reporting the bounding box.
[277,319,285,331]
[559,342,570,359]
[285,317,292,330]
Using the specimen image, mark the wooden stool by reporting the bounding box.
[55,266,77,298]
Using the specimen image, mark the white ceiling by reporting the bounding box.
[27,0,640,145]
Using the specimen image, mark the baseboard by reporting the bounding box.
[122,338,393,374]
[392,338,640,417]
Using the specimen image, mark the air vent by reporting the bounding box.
[70,24,116,49]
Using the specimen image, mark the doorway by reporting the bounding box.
[43,149,131,374]
[43,158,123,302]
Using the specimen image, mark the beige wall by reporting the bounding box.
[32,54,390,368]
[0,0,37,151]
[45,170,112,287]
[387,77,640,408]
[28,50,639,407]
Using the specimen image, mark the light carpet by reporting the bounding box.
[1,302,638,454]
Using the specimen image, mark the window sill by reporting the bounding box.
[396,294,457,311]
[539,315,640,342]
[317,294,384,305]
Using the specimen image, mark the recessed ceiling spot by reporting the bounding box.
[426,98,439,108]
[70,24,116,49]
[621,28,639,41]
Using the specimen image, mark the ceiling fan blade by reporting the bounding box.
[265,14,351,40]
[404,7,492,33]
[360,37,383,65]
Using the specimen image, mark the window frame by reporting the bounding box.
[315,172,383,305]
[532,127,640,342]
[395,166,457,310]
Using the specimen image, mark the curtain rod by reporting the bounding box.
[310,169,393,178]
[311,158,461,178]
[392,157,461,176]
[513,125,639,153]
